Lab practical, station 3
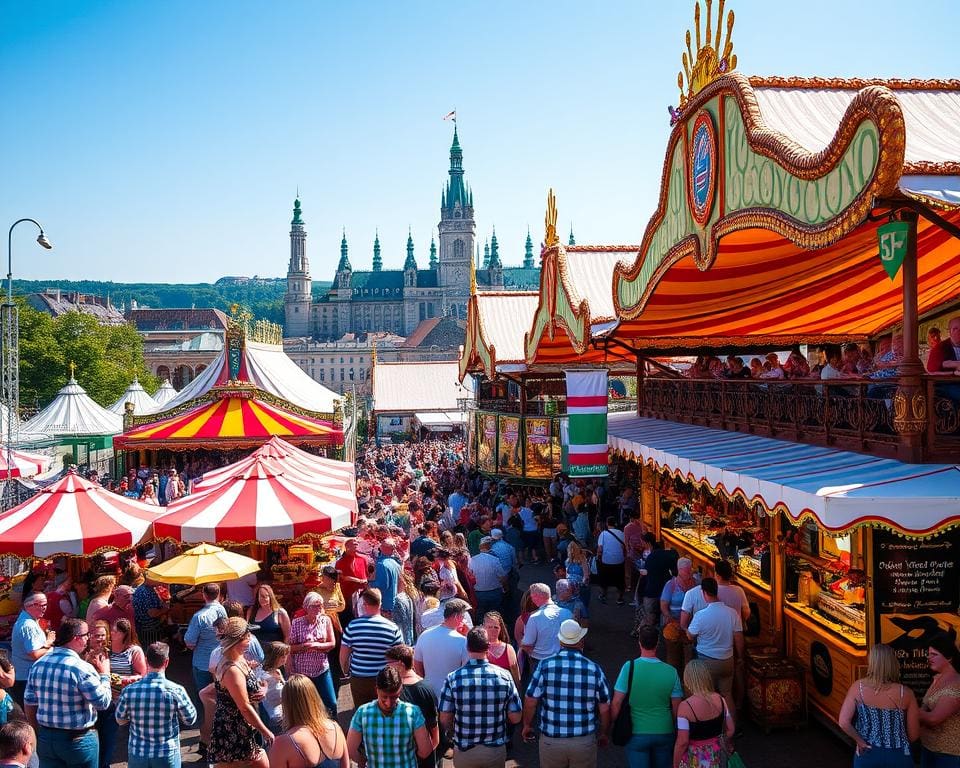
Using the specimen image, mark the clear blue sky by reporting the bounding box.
[2,0,958,283]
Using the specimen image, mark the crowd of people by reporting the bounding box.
[1,438,957,768]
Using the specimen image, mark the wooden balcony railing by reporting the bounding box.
[639,376,960,464]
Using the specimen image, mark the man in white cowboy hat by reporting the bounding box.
[522,619,611,768]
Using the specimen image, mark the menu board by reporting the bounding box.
[525,418,553,478]
[498,416,521,475]
[873,530,960,698]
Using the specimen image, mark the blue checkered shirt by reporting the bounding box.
[526,649,610,738]
[24,647,112,729]
[438,658,522,750]
[115,672,197,757]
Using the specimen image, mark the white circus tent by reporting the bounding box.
[22,376,122,441]
[108,378,161,416]
[152,380,178,407]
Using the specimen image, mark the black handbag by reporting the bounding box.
[611,659,635,746]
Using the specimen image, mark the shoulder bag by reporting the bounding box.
[611,659,635,746]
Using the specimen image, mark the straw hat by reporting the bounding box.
[557,619,588,645]
[219,617,250,652]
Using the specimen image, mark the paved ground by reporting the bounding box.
[111,563,852,767]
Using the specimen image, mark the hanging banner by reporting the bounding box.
[498,416,521,475]
[564,369,608,477]
[525,417,553,478]
[477,413,497,474]
[877,221,910,281]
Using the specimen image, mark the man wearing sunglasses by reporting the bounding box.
[24,618,112,768]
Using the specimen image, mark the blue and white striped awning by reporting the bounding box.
[607,413,960,535]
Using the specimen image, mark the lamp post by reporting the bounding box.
[4,219,52,507]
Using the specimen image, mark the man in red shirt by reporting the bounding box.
[926,316,960,373]
[336,538,370,624]
[91,584,136,628]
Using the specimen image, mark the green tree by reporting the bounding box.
[16,301,156,409]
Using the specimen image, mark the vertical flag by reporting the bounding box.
[443,110,457,122]
[564,369,608,477]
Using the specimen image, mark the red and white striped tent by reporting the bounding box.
[193,436,354,493]
[154,456,357,545]
[0,471,165,558]
[0,447,53,480]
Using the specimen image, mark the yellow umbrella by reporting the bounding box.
[145,543,260,586]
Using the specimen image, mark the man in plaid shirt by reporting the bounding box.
[522,620,611,768]
[115,642,197,768]
[438,627,522,768]
[24,618,111,768]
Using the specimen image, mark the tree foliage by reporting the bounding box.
[16,301,157,410]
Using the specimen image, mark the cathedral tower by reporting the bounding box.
[284,197,312,337]
[438,126,475,318]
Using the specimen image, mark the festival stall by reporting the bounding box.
[590,0,960,724]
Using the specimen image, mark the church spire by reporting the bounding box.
[372,230,382,272]
[292,197,304,226]
[568,224,576,246]
[489,227,502,268]
[524,227,535,269]
[442,126,471,215]
[338,228,351,271]
[482,239,491,269]
[429,236,438,269]
[404,228,417,270]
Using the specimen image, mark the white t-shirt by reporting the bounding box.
[687,602,742,660]
[681,584,749,619]
[419,607,472,633]
[597,529,627,565]
[413,625,469,696]
[227,573,258,607]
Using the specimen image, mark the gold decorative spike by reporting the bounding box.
[677,0,737,109]
[69,361,76,379]
[544,188,559,248]
[469,255,477,296]
[371,341,377,365]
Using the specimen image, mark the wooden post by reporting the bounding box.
[636,354,645,415]
[893,210,925,462]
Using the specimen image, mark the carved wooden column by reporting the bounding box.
[893,210,926,462]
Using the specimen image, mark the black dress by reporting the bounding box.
[208,662,262,762]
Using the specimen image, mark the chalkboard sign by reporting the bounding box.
[873,529,960,698]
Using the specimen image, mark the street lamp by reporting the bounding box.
[4,219,52,507]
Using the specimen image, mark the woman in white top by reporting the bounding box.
[595,516,627,606]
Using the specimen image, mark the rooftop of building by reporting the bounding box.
[27,289,126,325]
[126,307,229,332]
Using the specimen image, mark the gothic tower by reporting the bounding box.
[438,126,475,318]
[284,197,311,337]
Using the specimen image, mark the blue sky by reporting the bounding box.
[2,0,958,283]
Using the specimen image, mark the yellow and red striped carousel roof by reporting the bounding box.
[114,388,341,450]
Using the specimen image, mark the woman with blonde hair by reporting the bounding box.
[84,620,118,768]
[86,575,116,624]
[673,659,735,768]
[839,643,918,766]
[248,583,291,646]
[565,541,592,606]
[268,673,348,768]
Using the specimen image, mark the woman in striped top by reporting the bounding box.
[110,617,147,677]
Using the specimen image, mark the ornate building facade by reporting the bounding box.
[283,129,540,340]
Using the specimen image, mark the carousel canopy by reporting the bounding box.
[611,74,960,351]
[114,387,342,451]
[0,448,53,480]
[22,377,122,438]
[153,456,356,545]
[607,412,960,535]
[108,378,161,416]
[160,340,339,414]
[193,436,355,492]
[0,470,164,558]
[459,292,539,380]
[152,380,178,406]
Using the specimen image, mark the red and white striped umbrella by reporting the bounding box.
[0,470,165,558]
[155,456,357,545]
[194,436,354,492]
[0,447,52,480]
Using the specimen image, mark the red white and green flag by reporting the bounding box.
[564,369,608,477]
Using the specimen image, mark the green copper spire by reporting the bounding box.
[429,236,438,269]
[372,230,382,272]
[482,239,491,269]
[524,227,535,269]
[337,228,351,271]
[568,224,576,246]
[489,227,502,268]
[404,229,417,270]
[292,197,304,226]
[442,126,471,213]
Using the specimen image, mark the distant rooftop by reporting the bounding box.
[27,289,126,325]
[127,307,229,332]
